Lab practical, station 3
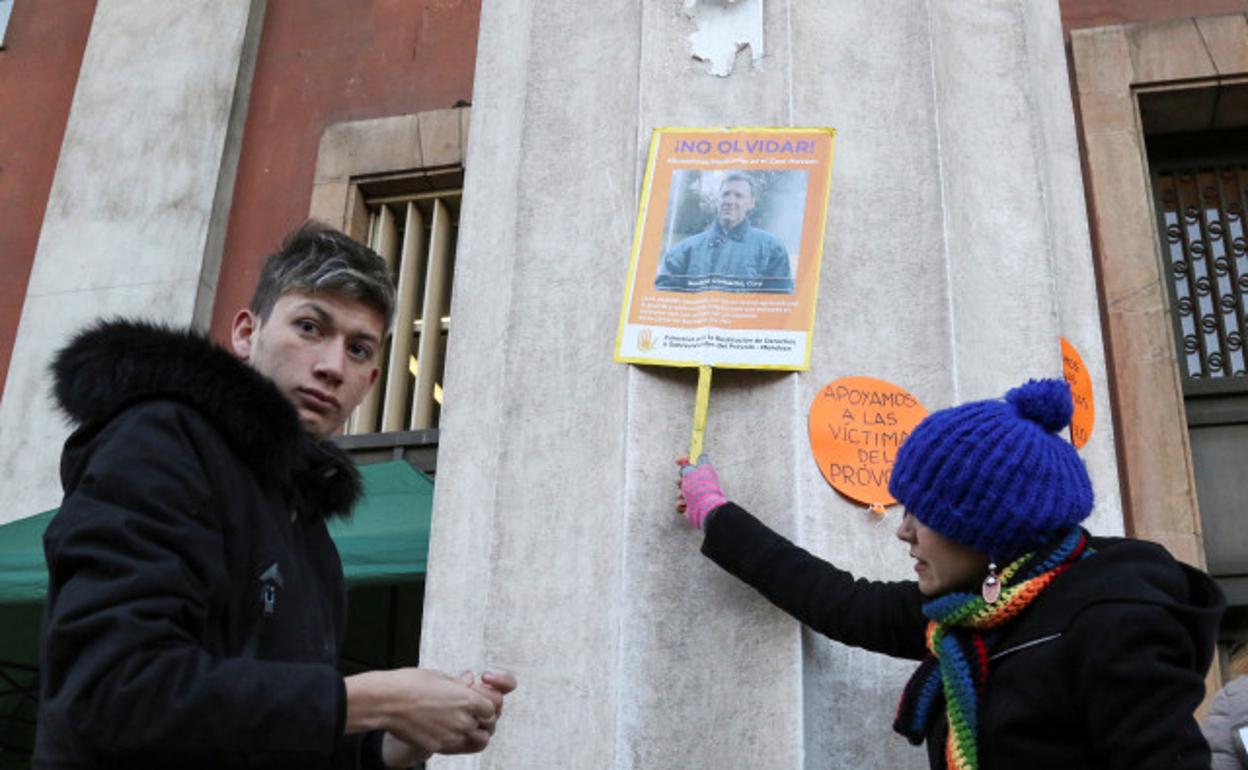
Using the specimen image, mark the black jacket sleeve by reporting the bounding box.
[700,503,929,660]
[40,403,362,767]
[1067,602,1215,770]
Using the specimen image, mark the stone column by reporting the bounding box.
[421,1,1118,768]
[0,0,262,524]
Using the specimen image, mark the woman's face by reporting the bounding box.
[895,512,990,596]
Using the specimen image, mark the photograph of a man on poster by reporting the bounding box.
[654,169,807,294]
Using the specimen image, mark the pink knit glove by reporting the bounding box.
[677,456,728,530]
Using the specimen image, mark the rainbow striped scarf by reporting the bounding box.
[893,527,1092,770]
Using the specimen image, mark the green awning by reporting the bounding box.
[328,459,434,585]
[0,459,433,605]
[0,511,55,606]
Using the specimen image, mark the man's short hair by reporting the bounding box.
[250,221,396,331]
[720,172,757,198]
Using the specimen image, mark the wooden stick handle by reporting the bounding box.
[689,365,713,462]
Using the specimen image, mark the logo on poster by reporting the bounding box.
[637,328,657,352]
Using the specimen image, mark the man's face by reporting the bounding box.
[231,291,385,439]
[717,179,756,230]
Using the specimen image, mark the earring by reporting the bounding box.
[981,562,1001,604]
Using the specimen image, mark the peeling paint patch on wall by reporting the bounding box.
[683,0,763,77]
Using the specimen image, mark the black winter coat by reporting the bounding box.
[703,503,1224,770]
[35,321,386,769]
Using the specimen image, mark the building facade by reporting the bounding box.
[0,1,1245,767]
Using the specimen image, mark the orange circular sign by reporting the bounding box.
[1060,337,1095,449]
[808,376,928,511]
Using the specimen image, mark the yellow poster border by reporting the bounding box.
[613,126,837,372]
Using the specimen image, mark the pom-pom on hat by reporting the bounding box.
[888,378,1094,559]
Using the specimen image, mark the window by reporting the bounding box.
[345,170,462,437]
[308,109,469,469]
[1148,128,1248,608]
[1150,131,1248,389]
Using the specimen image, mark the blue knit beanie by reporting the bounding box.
[887,378,1094,559]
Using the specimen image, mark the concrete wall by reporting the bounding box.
[0,0,262,524]
[420,1,1119,768]
[0,0,96,402]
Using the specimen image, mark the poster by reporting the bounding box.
[614,127,836,370]
[1060,337,1095,449]
[807,376,928,513]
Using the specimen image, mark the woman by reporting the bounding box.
[1204,644,1248,770]
[678,379,1223,770]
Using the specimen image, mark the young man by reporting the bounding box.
[36,223,512,769]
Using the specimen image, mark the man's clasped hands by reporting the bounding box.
[346,667,518,765]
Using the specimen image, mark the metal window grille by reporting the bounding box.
[347,189,460,434]
[1152,159,1248,390]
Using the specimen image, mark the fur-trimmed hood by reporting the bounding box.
[51,319,362,519]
